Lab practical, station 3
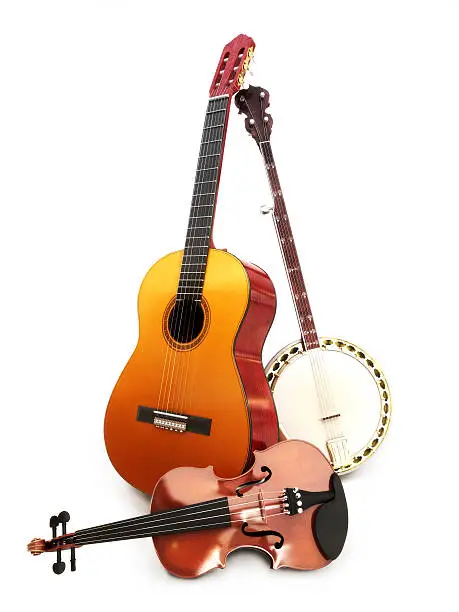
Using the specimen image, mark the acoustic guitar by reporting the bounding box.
[235,86,391,474]
[28,440,348,578]
[104,37,278,495]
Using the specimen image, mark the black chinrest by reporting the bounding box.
[312,473,348,560]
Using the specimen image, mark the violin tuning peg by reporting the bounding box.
[58,511,70,524]
[52,561,66,575]
[70,547,76,572]
[49,515,59,530]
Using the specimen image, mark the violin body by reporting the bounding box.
[104,248,278,494]
[151,439,346,578]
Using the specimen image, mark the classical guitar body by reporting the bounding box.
[104,248,278,494]
[104,36,279,494]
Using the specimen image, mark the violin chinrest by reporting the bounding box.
[313,473,348,560]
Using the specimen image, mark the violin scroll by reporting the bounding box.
[27,538,46,556]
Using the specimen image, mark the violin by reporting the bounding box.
[103,35,279,496]
[27,441,348,578]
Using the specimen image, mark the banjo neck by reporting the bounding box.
[259,140,319,351]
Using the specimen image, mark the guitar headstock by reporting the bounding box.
[209,34,255,98]
[234,85,273,145]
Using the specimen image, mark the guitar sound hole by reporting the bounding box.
[168,298,205,344]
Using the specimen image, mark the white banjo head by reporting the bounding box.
[265,337,391,474]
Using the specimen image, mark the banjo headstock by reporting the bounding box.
[234,85,273,145]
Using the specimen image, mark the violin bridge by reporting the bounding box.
[326,437,350,468]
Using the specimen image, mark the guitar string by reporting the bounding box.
[157,102,213,416]
[175,98,228,418]
[171,96,229,418]
[243,99,344,463]
[156,97,218,415]
[157,96,225,417]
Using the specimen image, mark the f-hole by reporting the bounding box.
[168,298,205,344]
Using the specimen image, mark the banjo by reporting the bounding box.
[235,86,391,474]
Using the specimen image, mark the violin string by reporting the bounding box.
[76,501,284,544]
[80,489,284,531]
[76,493,284,538]
[75,507,286,547]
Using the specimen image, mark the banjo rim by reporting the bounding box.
[265,337,392,475]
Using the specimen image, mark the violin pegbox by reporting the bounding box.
[234,85,273,145]
[27,510,77,574]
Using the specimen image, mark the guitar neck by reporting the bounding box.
[259,141,320,350]
[177,95,231,302]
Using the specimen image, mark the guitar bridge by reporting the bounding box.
[137,406,212,436]
[153,412,187,433]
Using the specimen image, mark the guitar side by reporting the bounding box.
[104,248,278,494]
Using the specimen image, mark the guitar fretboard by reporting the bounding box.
[260,141,320,350]
[177,95,230,302]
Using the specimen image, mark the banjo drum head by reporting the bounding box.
[266,338,391,474]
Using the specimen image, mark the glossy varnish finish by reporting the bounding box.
[151,440,333,578]
[104,248,278,494]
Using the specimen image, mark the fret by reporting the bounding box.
[200,137,223,146]
[185,236,209,242]
[198,152,221,159]
[188,214,213,219]
[180,271,206,275]
[206,107,226,115]
[192,192,215,198]
[194,179,216,185]
[181,262,207,267]
[196,166,219,172]
[203,123,225,130]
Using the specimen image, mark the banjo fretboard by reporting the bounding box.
[259,141,320,350]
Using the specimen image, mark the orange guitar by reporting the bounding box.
[104,35,279,495]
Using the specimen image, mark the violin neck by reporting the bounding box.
[259,140,320,351]
[70,498,231,548]
[177,95,231,303]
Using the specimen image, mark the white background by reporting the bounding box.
[1,1,458,610]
